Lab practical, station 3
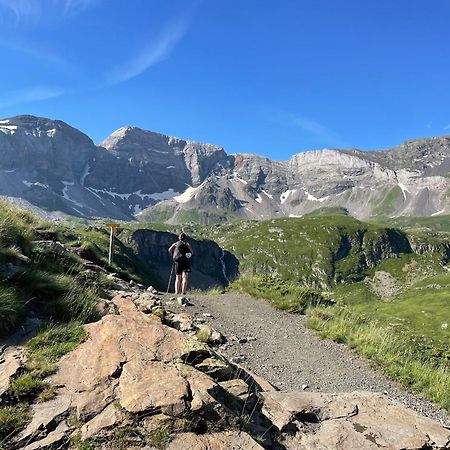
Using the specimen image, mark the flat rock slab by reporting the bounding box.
[118,361,188,416]
[81,403,127,440]
[23,421,69,450]
[262,390,450,449]
[16,393,72,446]
[0,346,26,398]
[166,431,265,449]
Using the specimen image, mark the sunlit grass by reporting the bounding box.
[307,305,450,411]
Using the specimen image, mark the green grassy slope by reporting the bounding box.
[330,256,450,360]
[196,214,428,289]
[371,214,450,233]
[0,201,156,337]
[306,265,450,409]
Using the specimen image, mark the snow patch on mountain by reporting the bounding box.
[304,191,329,203]
[62,181,84,207]
[280,189,297,204]
[80,164,91,186]
[173,184,204,203]
[398,183,410,200]
[431,209,446,216]
[146,189,179,201]
[0,124,18,134]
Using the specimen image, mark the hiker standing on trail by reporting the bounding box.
[168,232,193,295]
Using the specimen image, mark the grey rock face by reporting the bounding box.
[0,115,448,222]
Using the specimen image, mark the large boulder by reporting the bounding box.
[262,391,450,449]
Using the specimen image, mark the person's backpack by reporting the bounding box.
[173,240,189,261]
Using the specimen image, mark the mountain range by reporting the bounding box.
[0,115,448,223]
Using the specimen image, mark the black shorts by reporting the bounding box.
[175,258,191,274]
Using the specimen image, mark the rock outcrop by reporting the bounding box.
[0,347,26,399]
[9,294,272,449]
[262,390,450,449]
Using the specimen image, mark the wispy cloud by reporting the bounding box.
[426,121,432,129]
[0,38,73,69]
[106,16,190,85]
[61,0,102,17]
[0,86,65,110]
[0,0,101,25]
[0,0,41,25]
[293,116,348,148]
[443,123,450,131]
[265,110,349,149]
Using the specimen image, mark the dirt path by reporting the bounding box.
[165,292,450,427]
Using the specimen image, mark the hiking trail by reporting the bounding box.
[168,291,450,427]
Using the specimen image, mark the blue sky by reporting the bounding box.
[0,0,450,160]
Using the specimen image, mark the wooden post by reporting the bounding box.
[105,224,120,265]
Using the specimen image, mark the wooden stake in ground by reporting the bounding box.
[105,223,120,264]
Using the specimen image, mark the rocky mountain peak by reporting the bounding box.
[0,115,95,180]
[1,115,86,142]
[99,126,181,153]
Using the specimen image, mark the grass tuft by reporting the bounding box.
[146,424,173,449]
[195,329,210,343]
[232,274,332,313]
[0,404,31,444]
[0,286,24,336]
[26,322,87,365]
[9,373,46,401]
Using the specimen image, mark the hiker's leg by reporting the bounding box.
[182,272,189,294]
[175,274,182,294]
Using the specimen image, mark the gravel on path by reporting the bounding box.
[165,292,450,427]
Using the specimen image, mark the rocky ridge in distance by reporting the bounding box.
[0,115,448,223]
